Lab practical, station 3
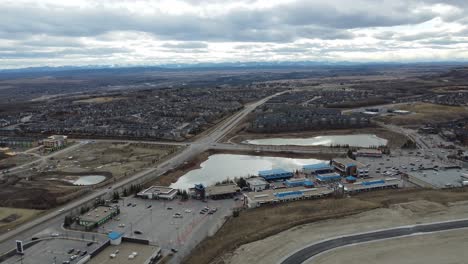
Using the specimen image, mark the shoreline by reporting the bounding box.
[228,127,407,149]
[145,149,342,188]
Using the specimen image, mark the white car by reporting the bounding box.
[51,233,59,237]
[184,209,192,213]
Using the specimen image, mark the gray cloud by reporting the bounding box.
[0,0,468,67]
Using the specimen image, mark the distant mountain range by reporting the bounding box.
[1,61,467,78]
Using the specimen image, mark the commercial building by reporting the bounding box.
[137,186,177,200]
[355,148,383,158]
[285,178,314,188]
[244,186,333,208]
[258,168,293,181]
[331,157,367,177]
[316,173,342,182]
[43,135,68,150]
[345,178,400,193]
[246,177,269,191]
[78,206,119,229]
[302,163,334,175]
[205,183,240,199]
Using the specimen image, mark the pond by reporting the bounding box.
[170,154,324,190]
[243,134,387,148]
[71,175,106,185]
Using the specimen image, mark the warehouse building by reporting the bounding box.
[246,177,269,191]
[205,183,240,199]
[302,163,334,175]
[78,206,119,229]
[258,168,293,181]
[285,178,314,188]
[137,186,178,200]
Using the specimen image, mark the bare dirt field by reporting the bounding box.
[184,188,468,264]
[52,142,180,181]
[228,127,407,149]
[309,228,468,264]
[0,142,180,209]
[0,153,37,170]
[0,207,43,233]
[375,103,468,126]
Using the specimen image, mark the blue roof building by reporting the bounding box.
[345,176,357,182]
[285,178,314,188]
[361,179,385,186]
[258,168,293,181]
[316,173,342,182]
[108,231,123,245]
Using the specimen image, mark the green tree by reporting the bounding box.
[113,192,120,200]
[64,215,74,227]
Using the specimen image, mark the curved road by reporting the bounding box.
[280,219,468,264]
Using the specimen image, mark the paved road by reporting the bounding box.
[0,92,283,255]
[280,219,468,264]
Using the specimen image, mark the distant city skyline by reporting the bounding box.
[1,0,468,68]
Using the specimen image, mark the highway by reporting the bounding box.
[280,219,468,264]
[0,92,284,255]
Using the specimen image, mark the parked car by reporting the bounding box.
[171,248,178,253]
[134,230,142,235]
[86,242,94,247]
[147,205,152,209]
[167,207,173,210]
[173,213,183,218]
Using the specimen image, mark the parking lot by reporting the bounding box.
[100,196,241,262]
[3,238,100,264]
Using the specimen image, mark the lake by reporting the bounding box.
[170,154,324,190]
[243,134,387,148]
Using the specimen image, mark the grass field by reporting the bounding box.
[183,188,468,264]
[0,207,42,233]
[375,103,468,126]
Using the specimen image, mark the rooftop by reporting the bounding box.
[139,186,176,195]
[108,232,123,240]
[87,242,161,264]
[246,177,268,186]
[244,186,333,204]
[206,183,240,196]
[303,163,332,170]
[79,206,116,223]
[258,168,291,176]
[332,157,367,168]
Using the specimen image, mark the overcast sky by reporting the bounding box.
[1,0,468,68]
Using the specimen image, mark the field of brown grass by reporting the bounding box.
[375,103,468,126]
[184,188,468,264]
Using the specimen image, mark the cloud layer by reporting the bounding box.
[1,0,468,68]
